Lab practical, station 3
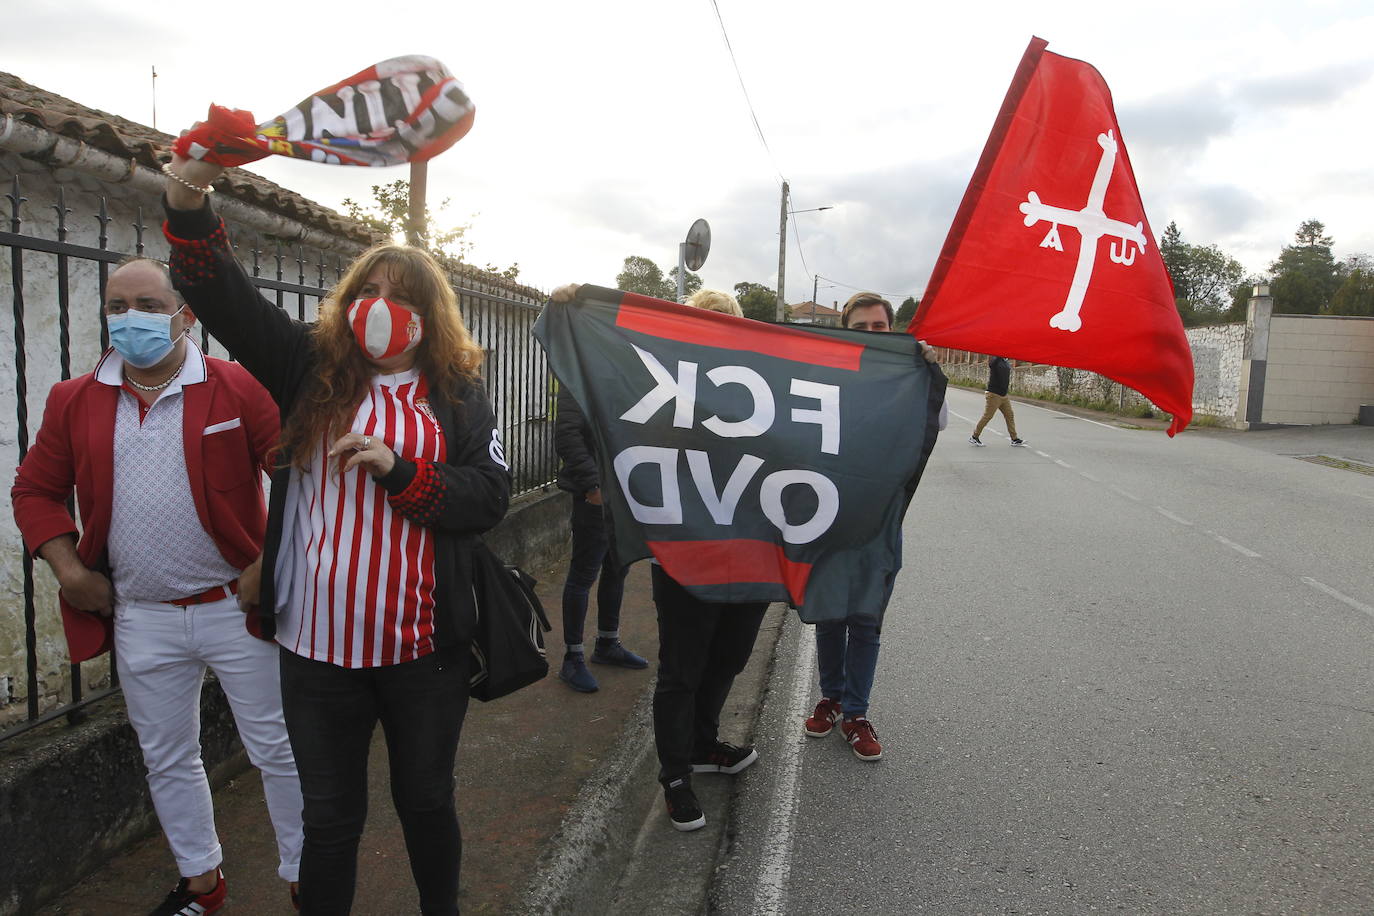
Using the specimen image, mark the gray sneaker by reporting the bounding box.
[968,436,986,447]
[1010,438,1027,447]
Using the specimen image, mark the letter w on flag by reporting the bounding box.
[911,37,1193,435]
[533,287,945,623]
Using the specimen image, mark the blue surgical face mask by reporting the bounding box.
[107,307,186,369]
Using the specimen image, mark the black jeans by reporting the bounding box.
[650,565,768,783]
[560,497,626,649]
[279,648,470,915]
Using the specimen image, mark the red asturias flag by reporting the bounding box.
[172,55,475,168]
[912,37,1193,435]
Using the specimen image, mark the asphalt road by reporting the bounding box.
[708,388,1374,916]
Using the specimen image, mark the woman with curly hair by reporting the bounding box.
[162,153,510,915]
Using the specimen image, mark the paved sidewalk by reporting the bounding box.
[37,558,674,915]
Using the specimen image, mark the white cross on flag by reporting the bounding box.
[911,37,1193,435]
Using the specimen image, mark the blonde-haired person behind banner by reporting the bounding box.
[548,285,767,832]
[162,151,511,915]
[683,287,743,317]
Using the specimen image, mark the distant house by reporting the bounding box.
[787,300,842,327]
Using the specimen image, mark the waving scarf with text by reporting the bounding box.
[172,55,474,167]
[533,287,945,623]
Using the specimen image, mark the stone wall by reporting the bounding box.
[933,320,1251,426]
[1186,323,1247,422]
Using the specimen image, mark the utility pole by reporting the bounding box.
[406,160,428,247]
[812,274,819,307]
[775,180,789,321]
[151,65,158,130]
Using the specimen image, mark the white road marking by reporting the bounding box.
[751,627,817,914]
[1154,506,1193,526]
[1212,534,1261,558]
[1301,577,1374,620]
[1110,485,1141,501]
[1034,450,1051,458]
[1054,459,1074,469]
[1078,471,1101,483]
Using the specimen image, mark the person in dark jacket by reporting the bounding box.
[969,355,1026,446]
[553,385,647,691]
[163,151,510,915]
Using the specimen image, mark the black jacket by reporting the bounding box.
[164,199,510,659]
[987,357,1011,397]
[554,385,600,496]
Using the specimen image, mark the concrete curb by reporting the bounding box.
[515,604,788,915]
[513,681,659,915]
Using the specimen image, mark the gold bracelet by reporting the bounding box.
[161,162,215,195]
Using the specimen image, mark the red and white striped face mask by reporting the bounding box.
[347,296,424,362]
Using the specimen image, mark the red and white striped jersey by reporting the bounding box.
[279,368,448,667]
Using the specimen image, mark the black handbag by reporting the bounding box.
[467,541,552,701]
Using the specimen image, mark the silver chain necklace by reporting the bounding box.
[125,360,185,392]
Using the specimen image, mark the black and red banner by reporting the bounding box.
[533,287,945,623]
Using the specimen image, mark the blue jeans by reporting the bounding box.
[278,648,469,915]
[561,497,626,649]
[815,618,881,719]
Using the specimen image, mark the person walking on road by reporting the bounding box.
[11,258,303,915]
[553,384,648,692]
[969,355,1026,447]
[802,292,946,762]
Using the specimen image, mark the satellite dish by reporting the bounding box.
[684,218,711,272]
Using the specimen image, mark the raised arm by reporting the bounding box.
[162,153,313,405]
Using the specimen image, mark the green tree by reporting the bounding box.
[1158,221,1244,325]
[342,179,470,257]
[341,179,520,279]
[667,265,702,300]
[1329,255,1374,316]
[1269,218,1340,314]
[733,282,778,322]
[1223,275,1266,322]
[895,296,919,331]
[615,256,676,299]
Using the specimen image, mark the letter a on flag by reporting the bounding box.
[911,37,1193,435]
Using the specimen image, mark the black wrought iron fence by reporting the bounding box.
[1,173,556,741]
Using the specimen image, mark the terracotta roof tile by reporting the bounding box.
[1,70,386,244]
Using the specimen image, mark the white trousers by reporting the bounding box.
[114,594,303,881]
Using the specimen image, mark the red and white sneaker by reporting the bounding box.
[804,697,843,737]
[149,868,226,915]
[841,716,883,761]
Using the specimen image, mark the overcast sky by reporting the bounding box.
[5,1,1372,304]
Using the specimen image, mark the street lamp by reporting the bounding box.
[775,187,834,321]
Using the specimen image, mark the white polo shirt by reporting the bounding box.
[98,343,241,603]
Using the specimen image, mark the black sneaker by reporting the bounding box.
[149,869,226,915]
[691,740,759,774]
[663,777,706,831]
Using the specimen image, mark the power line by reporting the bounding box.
[814,273,913,303]
[707,0,784,184]
[790,216,812,282]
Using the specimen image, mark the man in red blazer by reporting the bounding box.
[12,257,302,915]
